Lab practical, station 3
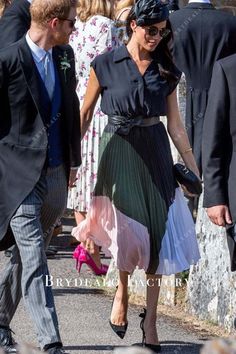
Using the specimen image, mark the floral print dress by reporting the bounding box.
[67,15,117,212]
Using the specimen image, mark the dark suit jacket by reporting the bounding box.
[203,55,236,221]
[203,55,236,270]
[0,37,81,250]
[0,0,31,49]
[170,3,236,172]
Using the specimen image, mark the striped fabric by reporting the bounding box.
[0,165,67,348]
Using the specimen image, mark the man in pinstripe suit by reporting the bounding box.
[0,0,81,352]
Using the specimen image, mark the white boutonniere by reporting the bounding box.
[59,51,71,82]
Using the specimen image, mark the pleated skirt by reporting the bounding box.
[72,121,200,275]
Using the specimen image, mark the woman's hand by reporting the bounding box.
[184,160,200,179]
[69,168,78,188]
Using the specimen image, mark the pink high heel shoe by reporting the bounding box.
[73,244,108,276]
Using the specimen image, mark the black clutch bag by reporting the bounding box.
[174,163,202,195]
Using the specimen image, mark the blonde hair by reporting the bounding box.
[30,0,78,26]
[116,0,134,13]
[77,0,114,22]
[115,0,134,20]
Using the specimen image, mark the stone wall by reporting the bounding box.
[187,194,236,332]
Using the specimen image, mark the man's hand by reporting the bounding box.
[69,168,78,188]
[206,205,232,226]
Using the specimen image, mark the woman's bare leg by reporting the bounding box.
[143,274,162,345]
[110,270,129,325]
[74,210,86,225]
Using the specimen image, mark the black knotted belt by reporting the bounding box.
[108,115,160,135]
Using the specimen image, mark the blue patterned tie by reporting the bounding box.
[43,52,54,99]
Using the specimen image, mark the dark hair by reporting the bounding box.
[126,8,180,87]
[167,0,179,12]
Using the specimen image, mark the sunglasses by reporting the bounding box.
[144,26,171,38]
[58,18,76,28]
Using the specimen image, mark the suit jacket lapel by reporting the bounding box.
[52,47,65,92]
[18,37,46,120]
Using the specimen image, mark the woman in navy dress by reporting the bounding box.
[73,0,200,351]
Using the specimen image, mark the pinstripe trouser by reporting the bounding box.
[0,164,67,348]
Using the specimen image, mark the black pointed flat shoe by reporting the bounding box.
[109,287,128,339]
[109,320,128,339]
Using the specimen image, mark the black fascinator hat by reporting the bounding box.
[134,0,169,26]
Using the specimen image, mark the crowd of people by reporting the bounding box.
[0,0,236,353]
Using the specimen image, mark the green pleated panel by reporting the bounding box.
[94,130,172,273]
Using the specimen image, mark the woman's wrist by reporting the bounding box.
[182,147,192,154]
[185,160,200,178]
